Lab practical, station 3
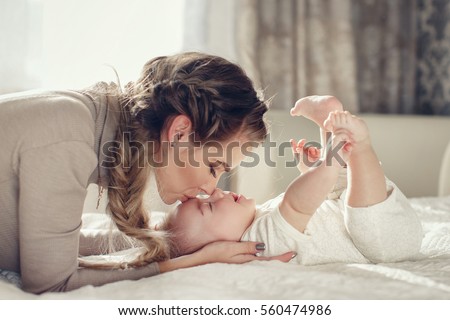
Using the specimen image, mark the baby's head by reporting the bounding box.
[163,188,256,256]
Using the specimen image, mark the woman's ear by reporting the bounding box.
[165,115,192,144]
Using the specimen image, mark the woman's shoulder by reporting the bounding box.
[0,88,98,150]
[0,87,96,117]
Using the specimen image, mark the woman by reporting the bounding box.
[0,52,293,293]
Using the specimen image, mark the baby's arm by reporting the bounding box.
[279,133,349,232]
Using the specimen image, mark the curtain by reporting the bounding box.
[183,0,450,115]
[415,0,450,115]
[235,0,358,112]
[351,0,417,114]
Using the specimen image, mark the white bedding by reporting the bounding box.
[1,196,450,300]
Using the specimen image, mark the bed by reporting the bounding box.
[1,112,450,299]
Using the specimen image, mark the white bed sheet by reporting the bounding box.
[1,196,449,300]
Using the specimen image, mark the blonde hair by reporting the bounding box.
[159,210,207,259]
[82,52,269,269]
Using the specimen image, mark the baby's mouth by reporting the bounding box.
[223,191,240,202]
[230,192,240,202]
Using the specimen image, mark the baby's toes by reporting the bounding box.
[323,112,336,131]
[290,97,309,116]
[337,111,349,125]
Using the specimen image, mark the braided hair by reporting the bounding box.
[87,52,269,268]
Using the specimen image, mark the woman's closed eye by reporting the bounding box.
[209,165,217,178]
[209,160,230,178]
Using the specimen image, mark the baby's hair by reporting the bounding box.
[157,212,184,258]
[80,52,269,270]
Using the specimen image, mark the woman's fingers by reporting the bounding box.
[234,241,266,255]
[199,241,264,263]
[201,241,295,264]
[256,251,297,263]
[229,242,296,264]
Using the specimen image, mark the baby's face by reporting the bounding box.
[169,188,256,253]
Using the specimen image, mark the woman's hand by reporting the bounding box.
[193,241,296,264]
[158,241,296,273]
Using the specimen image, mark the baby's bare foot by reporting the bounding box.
[324,111,370,146]
[291,96,344,128]
[325,131,351,167]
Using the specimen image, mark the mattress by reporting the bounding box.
[1,196,449,299]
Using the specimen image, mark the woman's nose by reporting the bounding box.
[204,188,224,202]
[200,177,219,196]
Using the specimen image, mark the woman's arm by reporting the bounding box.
[19,141,166,293]
[159,241,296,273]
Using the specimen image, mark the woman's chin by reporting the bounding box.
[159,193,178,205]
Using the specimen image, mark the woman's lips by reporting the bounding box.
[181,193,198,202]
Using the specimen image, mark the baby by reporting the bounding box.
[161,97,423,265]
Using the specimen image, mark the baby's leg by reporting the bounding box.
[325,111,387,207]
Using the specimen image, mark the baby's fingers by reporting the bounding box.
[290,139,306,152]
[307,146,321,161]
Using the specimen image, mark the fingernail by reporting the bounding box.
[256,243,266,251]
[290,252,298,260]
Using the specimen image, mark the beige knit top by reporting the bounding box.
[0,83,159,293]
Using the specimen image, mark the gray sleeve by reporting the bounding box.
[343,180,424,263]
[18,141,159,293]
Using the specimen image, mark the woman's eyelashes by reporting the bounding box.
[209,164,217,178]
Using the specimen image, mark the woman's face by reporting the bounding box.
[154,134,249,204]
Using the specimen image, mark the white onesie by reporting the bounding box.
[240,177,423,265]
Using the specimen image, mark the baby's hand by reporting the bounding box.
[290,138,321,173]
